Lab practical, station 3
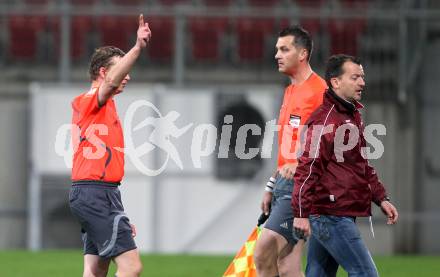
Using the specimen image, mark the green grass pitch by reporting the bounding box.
[1,250,439,276]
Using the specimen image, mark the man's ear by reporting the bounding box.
[98,67,106,79]
[299,48,308,62]
[330,77,339,89]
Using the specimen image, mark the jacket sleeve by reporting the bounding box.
[292,118,334,218]
[366,163,387,206]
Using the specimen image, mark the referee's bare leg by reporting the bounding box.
[254,228,304,277]
[83,254,110,277]
[114,249,143,277]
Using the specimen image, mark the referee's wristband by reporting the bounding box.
[265,176,276,192]
[264,186,273,192]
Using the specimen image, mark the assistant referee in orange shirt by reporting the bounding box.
[254,26,327,277]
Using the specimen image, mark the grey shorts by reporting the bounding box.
[264,176,299,245]
[69,182,137,259]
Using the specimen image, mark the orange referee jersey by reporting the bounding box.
[71,87,125,183]
[277,72,327,169]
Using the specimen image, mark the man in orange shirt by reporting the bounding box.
[254,26,327,277]
[69,15,151,277]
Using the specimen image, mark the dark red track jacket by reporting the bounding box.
[292,89,388,218]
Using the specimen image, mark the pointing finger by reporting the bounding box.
[139,14,144,27]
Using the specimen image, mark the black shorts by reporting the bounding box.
[69,181,137,259]
[264,176,299,245]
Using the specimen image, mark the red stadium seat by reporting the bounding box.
[189,17,228,61]
[158,0,192,6]
[147,17,175,61]
[328,19,366,55]
[330,0,369,54]
[201,0,231,7]
[8,15,48,60]
[295,0,324,34]
[295,0,325,7]
[236,18,275,62]
[299,19,321,35]
[279,18,291,30]
[279,18,319,35]
[247,0,279,7]
[23,0,50,5]
[111,0,143,5]
[340,0,369,9]
[51,16,94,60]
[70,0,98,6]
[98,16,138,51]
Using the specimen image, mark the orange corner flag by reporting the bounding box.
[223,213,269,277]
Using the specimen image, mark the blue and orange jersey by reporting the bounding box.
[71,87,125,182]
[277,72,327,169]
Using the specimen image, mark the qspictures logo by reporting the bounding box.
[55,99,387,176]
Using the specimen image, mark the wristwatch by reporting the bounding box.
[382,196,391,202]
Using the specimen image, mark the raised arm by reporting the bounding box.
[98,14,152,106]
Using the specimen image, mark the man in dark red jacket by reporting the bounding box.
[292,54,398,276]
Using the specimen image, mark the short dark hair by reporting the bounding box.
[278,25,313,61]
[89,46,125,81]
[325,54,362,89]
